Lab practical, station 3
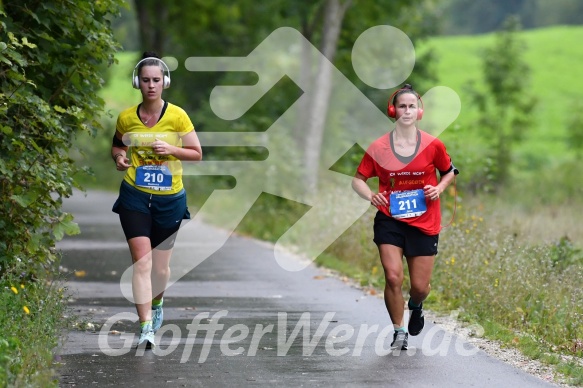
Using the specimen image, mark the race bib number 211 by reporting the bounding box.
[389,189,427,219]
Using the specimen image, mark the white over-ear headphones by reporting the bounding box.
[132,57,171,89]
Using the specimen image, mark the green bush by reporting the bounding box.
[0,0,122,275]
[0,1,123,386]
[0,268,69,386]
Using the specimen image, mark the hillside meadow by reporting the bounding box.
[424,25,583,159]
[420,25,583,248]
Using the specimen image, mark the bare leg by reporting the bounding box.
[406,255,435,305]
[151,248,173,301]
[127,236,153,323]
[379,244,405,328]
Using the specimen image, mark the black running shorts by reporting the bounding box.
[373,211,439,257]
[112,181,190,250]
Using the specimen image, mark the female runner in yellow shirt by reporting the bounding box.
[111,52,202,348]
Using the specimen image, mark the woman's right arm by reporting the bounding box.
[111,130,130,171]
[352,172,388,207]
[352,172,372,201]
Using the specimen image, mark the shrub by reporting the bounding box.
[0,1,123,386]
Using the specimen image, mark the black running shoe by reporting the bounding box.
[391,330,408,350]
[408,303,424,336]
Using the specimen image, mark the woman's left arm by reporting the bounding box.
[424,170,456,200]
[436,170,456,194]
[425,141,459,200]
[152,130,202,161]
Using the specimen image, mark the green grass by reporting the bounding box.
[0,269,70,387]
[421,25,583,166]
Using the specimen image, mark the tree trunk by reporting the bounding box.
[134,0,167,55]
[303,0,351,194]
[295,4,323,149]
[151,3,168,55]
[134,0,151,53]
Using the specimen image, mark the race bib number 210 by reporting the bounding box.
[135,165,172,190]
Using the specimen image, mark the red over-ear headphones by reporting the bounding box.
[387,87,424,120]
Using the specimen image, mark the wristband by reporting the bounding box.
[113,153,124,162]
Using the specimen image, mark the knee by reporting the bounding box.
[133,257,152,274]
[154,266,170,279]
[384,270,404,288]
[410,281,431,298]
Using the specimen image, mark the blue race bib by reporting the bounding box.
[135,165,172,191]
[389,189,427,219]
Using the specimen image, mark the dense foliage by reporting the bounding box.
[0,0,122,275]
[0,0,123,385]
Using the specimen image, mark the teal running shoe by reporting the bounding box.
[138,323,155,349]
[152,305,163,333]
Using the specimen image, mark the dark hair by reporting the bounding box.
[138,51,163,76]
[392,84,419,105]
[142,51,159,60]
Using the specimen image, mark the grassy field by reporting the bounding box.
[422,25,583,163]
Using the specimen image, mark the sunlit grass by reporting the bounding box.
[421,25,583,164]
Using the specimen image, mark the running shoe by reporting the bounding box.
[152,305,163,333]
[138,323,156,349]
[408,303,424,336]
[391,330,408,350]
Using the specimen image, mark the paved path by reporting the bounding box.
[56,190,556,387]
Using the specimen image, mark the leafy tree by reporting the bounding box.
[467,16,536,191]
[544,0,583,26]
[0,0,123,276]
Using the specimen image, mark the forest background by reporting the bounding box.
[1,0,582,386]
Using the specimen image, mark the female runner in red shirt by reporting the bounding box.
[352,84,458,350]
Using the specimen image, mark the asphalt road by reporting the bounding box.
[56,190,556,387]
